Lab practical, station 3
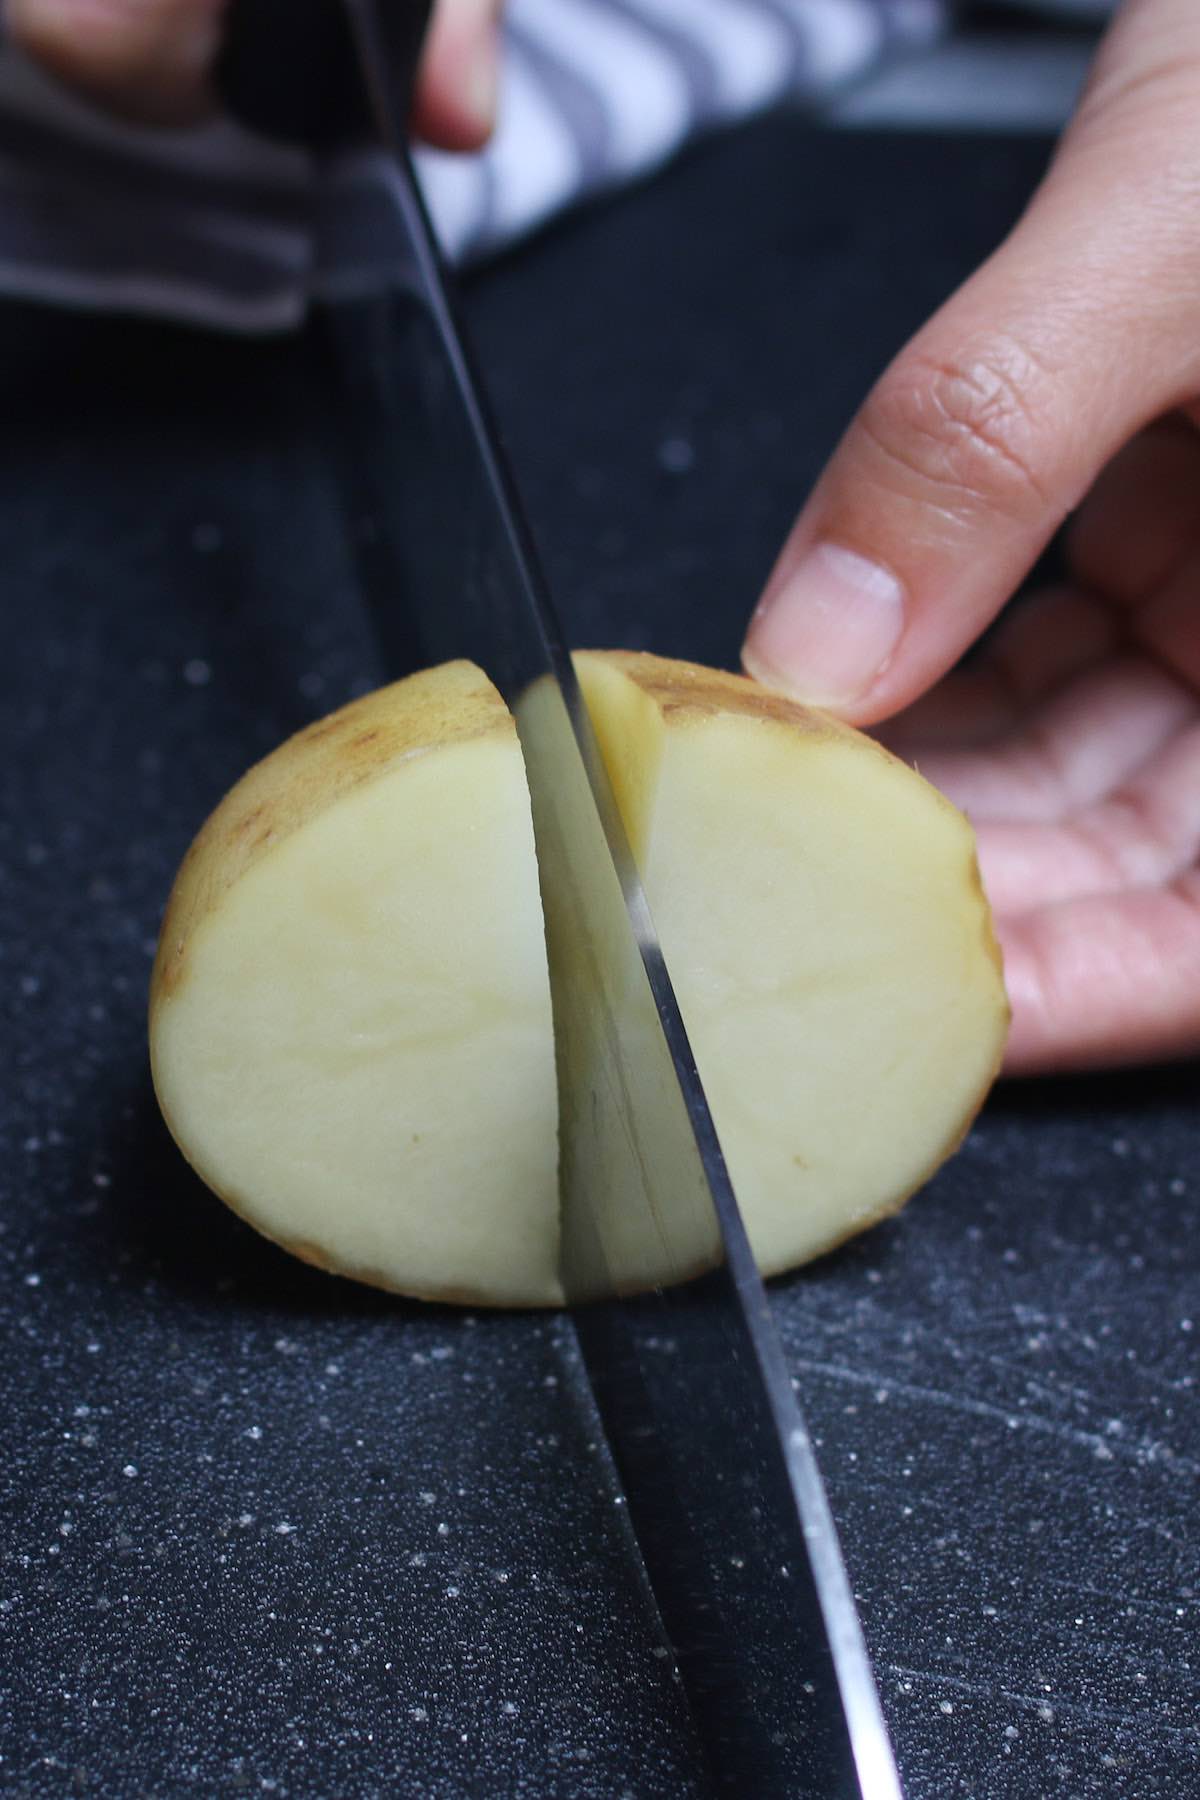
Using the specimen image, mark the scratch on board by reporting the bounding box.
[884,1665,1200,1739]
[787,1357,1199,1475]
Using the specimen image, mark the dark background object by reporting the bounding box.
[1,118,1196,1797]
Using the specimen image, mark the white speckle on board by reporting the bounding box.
[657,436,695,474]
[122,1465,137,1479]
[183,659,211,688]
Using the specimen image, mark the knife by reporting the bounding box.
[220,7,903,1792]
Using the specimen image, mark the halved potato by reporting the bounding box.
[150,652,1007,1305]
[576,652,1007,1277]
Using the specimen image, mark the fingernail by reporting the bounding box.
[743,543,905,706]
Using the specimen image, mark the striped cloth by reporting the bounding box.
[0,0,1110,331]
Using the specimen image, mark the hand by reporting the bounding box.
[5,0,502,144]
[742,0,1200,1076]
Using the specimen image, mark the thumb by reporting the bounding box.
[742,0,1200,726]
[6,0,227,123]
[6,0,501,140]
[412,0,504,152]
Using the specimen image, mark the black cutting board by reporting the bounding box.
[2,118,1196,1798]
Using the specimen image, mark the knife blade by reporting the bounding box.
[220,7,904,1791]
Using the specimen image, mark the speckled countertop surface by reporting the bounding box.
[2,122,1196,1798]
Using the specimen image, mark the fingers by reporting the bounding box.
[743,0,1200,726]
[998,873,1200,1074]
[8,0,504,146]
[411,0,504,152]
[1069,421,1200,613]
[878,586,1119,752]
[902,652,1192,827]
[1069,418,1200,691]
[6,0,227,124]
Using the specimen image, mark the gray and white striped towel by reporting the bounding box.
[0,0,1109,332]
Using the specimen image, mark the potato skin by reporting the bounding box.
[575,648,1009,1002]
[150,649,1010,1306]
[151,662,512,1009]
[575,648,1010,1273]
[148,659,554,1311]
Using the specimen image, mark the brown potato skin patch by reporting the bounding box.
[576,649,837,733]
[150,662,512,1009]
[580,645,1011,1012]
[576,648,979,825]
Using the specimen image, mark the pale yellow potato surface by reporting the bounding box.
[150,651,1008,1305]
[576,652,1008,1274]
[151,664,561,1305]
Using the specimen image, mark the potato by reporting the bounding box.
[150,651,1007,1306]
[575,652,1007,1279]
[150,663,559,1306]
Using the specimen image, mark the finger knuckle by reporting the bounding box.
[860,342,1055,521]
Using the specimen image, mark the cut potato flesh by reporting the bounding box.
[151,665,560,1305]
[150,651,1008,1307]
[577,652,1007,1276]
